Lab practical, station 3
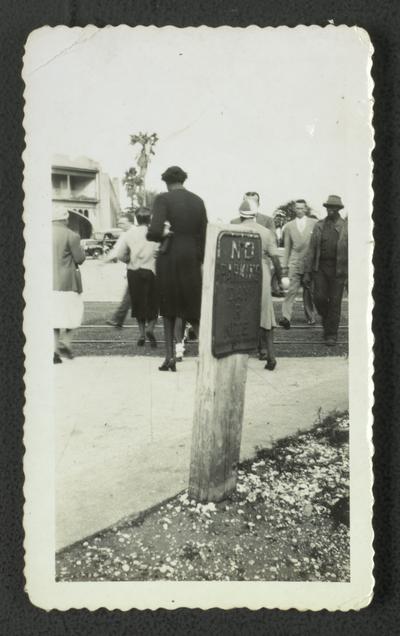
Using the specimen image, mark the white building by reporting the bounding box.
[51,155,121,237]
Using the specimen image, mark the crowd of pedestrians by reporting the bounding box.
[52,166,348,368]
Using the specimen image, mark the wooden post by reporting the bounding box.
[188,224,262,502]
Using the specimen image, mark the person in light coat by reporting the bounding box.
[52,205,86,363]
[233,199,282,370]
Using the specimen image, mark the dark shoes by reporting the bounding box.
[146,331,157,348]
[325,336,337,346]
[106,319,123,328]
[259,352,276,369]
[53,353,62,364]
[138,333,157,348]
[159,358,177,372]
[59,344,74,359]
[279,317,315,328]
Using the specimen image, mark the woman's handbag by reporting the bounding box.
[73,268,83,294]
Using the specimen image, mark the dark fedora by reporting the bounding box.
[161,166,188,184]
[323,194,344,209]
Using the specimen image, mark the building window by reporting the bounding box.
[70,174,97,199]
[52,173,68,196]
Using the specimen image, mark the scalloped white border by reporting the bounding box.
[22,24,374,611]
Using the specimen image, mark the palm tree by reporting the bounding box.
[122,167,143,210]
[130,132,159,205]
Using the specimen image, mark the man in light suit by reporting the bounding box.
[279,199,317,328]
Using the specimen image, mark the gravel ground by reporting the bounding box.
[56,410,349,582]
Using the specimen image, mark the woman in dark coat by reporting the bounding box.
[147,166,208,371]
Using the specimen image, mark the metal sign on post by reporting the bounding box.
[212,230,262,358]
[189,224,262,503]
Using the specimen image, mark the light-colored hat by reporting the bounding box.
[323,195,344,209]
[239,198,257,218]
[52,205,69,221]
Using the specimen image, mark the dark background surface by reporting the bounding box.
[0,0,399,633]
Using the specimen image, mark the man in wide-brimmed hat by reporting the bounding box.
[303,195,348,346]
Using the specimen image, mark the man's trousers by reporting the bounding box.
[111,285,131,326]
[313,262,346,338]
[282,270,315,323]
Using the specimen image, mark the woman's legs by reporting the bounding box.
[189,320,199,339]
[145,318,157,348]
[54,329,60,353]
[259,327,268,360]
[264,328,277,370]
[163,316,176,360]
[174,318,185,360]
[61,329,73,349]
[174,318,185,341]
[139,270,157,346]
[53,329,62,363]
[137,319,146,345]
[58,329,74,358]
[146,318,156,335]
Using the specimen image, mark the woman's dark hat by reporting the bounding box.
[323,195,344,209]
[161,166,188,184]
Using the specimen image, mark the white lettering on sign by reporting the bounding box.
[219,262,260,280]
[230,240,256,261]
[244,241,255,259]
[230,240,241,260]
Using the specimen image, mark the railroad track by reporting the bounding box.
[72,301,348,358]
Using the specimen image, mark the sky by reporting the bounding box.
[26,25,373,222]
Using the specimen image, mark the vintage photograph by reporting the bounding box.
[23,25,373,610]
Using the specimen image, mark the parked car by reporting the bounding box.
[93,229,123,254]
[81,238,104,258]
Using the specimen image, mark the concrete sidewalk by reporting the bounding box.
[56,355,348,549]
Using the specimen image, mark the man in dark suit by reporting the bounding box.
[303,195,348,346]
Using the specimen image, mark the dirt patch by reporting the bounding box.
[56,411,349,582]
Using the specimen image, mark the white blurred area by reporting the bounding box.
[31,27,371,224]
[80,259,127,302]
